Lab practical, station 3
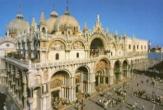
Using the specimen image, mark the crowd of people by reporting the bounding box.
[91,73,163,110]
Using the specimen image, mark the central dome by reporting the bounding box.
[54,11,80,35]
[47,10,58,34]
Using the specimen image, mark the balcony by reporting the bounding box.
[2,51,148,70]
[90,49,107,58]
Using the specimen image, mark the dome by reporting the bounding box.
[47,11,58,33]
[50,10,58,17]
[54,11,80,34]
[7,14,30,35]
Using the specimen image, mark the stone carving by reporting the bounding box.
[50,41,65,50]
[73,41,84,49]
[96,60,109,72]
[75,75,81,84]
[28,74,41,88]
[50,79,63,89]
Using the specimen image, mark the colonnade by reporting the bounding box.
[0,62,28,110]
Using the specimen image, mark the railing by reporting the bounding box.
[31,59,95,69]
[2,57,29,68]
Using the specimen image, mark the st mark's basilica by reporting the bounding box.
[0,5,149,110]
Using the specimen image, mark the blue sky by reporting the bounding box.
[0,0,163,47]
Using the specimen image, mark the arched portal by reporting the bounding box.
[122,60,128,78]
[95,59,110,89]
[114,60,121,83]
[90,38,105,57]
[75,66,89,96]
[50,71,70,107]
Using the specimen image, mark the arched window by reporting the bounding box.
[128,44,131,49]
[137,45,139,49]
[42,27,46,33]
[133,45,135,51]
[55,53,59,60]
[76,52,79,58]
[68,31,70,35]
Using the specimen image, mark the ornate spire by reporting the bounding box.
[115,30,118,35]
[40,11,46,25]
[52,0,55,10]
[64,0,70,15]
[83,22,88,33]
[106,27,109,33]
[66,0,69,11]
[97,14,100,23]
[93,14,103,33]
[16,0,24,19]
[50,0,58,17]
[96,14,102,27]
[31,17,37,27]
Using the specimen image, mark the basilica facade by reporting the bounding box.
[0,8,149,110]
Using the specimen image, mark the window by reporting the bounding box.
[133,45,135,50]
[55,53,59,60]
[129,45,131,49]
[6,43,10,47]
[68,31,70,35]
[42,27,46,33]
[137,45,139,49]
[76,52,79,58]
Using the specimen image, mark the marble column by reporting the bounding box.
[41,94,51,110]
[80,74,83,93]
[98,75,100,85]
[28,97,33,110]
[88,73,95,94]
[22,73,28,110]
[119,66,123,81]
[41,96,46,110]
[69,77,76,101]
[109,68,114,85]
[46,94,51,110]
[103,76,105,84]
[126,66,129,78]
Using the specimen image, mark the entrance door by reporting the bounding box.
[51,90,59,100]
[76,84,80,93]
[51,90,60,109]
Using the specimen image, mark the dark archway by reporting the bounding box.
[90,38,105,57]
[50,71,70,108]
[95,59,110,90]
[114,61,121,83]
[122,60,128,78]
[75,66,89,96]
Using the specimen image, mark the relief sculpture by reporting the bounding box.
[50,41,65,50]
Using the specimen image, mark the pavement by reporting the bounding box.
[66,73,163,110]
